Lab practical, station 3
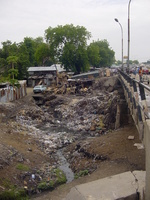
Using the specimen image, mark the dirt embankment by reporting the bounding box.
[0,77,145,200]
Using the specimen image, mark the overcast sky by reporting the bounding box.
[0,0,150,63]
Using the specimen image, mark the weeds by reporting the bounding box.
[16,164,30,171]
[75,170,89,179]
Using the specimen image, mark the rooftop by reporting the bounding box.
[28,64,65,72]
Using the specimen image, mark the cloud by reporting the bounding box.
[0,0,150,62]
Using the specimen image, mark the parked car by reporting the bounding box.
[33,85,47,93]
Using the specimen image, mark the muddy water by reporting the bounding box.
[57,150,74,183]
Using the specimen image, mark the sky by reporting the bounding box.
[0,0,150,63]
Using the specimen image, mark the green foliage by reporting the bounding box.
[1,41,18,59]
[116,59,139,66]
[35,43,50,65]
[0,178,28,200]
[8,79,19,86]
[115,60,122,65]
[16,164,30,171]
[87,43,101,67]
[23,37,36,66]
[45,24,91,73]
[0,58,7,73]
[132,60,139,64]
[37,168,67,192]
[54,168,67,184]
[37,180,54,191]
[90,40,115,67]
[0,75,19,86]
[0,24,116,80]
[6,56,18,80]
[6,56,18,65]
[8,68,18,77]
[0,178,15,190]
[75,170,89,179]
[0,189,28,200]
[17,43,30,79]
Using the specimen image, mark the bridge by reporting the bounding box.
[64,71,150,200]
[118,70,150,200]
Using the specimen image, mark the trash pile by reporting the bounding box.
[41,90,118,137]
[59,92,118,135]
[18,164,67,195]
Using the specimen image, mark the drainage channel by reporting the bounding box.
[57,149,74,183]
[33,123,75,183]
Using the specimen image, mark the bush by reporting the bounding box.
[37,180,54,191]
[0,189,28,200]
[37,168,67,192]
[75,170,89,179]
[54,168,67,185]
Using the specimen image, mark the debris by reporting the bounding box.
[134,143,144,149]
[128,136,135,140]
[31,174,35,179]
[28,148,32,152]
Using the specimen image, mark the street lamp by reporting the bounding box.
[127,0,132,74]
[114,18,123,70]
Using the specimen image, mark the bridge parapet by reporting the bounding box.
[118,70,150,200]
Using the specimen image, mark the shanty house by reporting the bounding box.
[27,64,65,87]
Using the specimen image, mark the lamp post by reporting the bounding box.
[127,0,132,74]
[114,18,123,70]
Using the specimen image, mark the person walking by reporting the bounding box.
[139,66,143,82]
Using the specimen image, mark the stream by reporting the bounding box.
[56,149,74,183]
[35,123,75,183]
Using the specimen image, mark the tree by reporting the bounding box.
[116,60,122,65]
[87,43,101,68]
[6,56,18,80]
[23,37,36,66]
[132,60,139,64]
[34,37,44,47]
[45,24,91,73]
[17,42,30,79]
[35,43,51,66]
[91,40,115,67]
[1,41,18,59]
[0,58,7,73]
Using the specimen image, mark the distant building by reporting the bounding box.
[27,64,65,87]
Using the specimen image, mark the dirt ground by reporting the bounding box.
[0,86,145,200]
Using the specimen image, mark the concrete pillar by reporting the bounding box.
[115,103,121,129]
[144,119,150,200]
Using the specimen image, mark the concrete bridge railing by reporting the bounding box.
[118,70,150,200]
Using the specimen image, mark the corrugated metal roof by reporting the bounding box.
[28,64,65,72]
[72,70,100,78]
